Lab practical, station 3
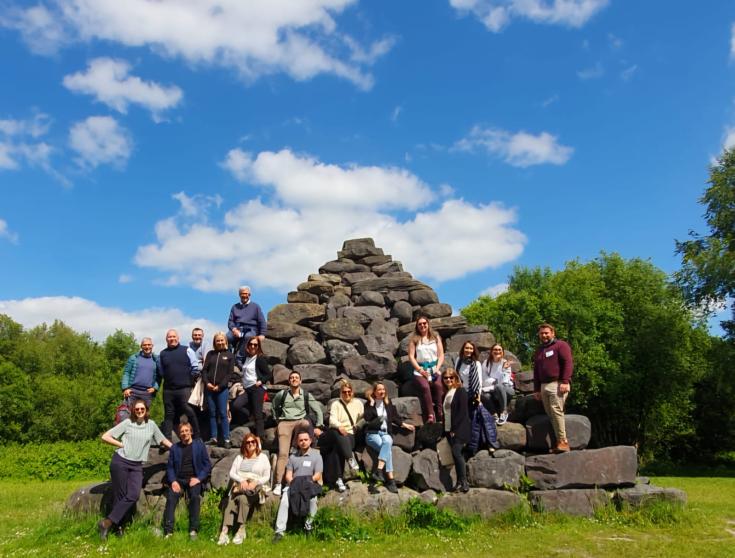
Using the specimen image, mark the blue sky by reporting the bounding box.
[0,0,732,347]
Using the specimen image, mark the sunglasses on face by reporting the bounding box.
[442,376,455,382]
[418,322,428,327]
[134,407,146,413]
[245,440,257,445]
[341,390,352,394]
[247,343,259,347]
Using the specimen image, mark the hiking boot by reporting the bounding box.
[272,532,284,543]
[385,479,398,494]
[335,478,347,492]
[370,469,384,484]
[222,439,232,449]
[551,440,571,453]
[459,480,470,493]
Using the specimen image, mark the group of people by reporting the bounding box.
[101,285,574,542]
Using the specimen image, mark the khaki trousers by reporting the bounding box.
[274,419,311,484]
[540,381,568,442]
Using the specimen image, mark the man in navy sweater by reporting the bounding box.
[226,286,267,350]
[160,329,201,441]
[533,323,574,453]
[162,422,212,540]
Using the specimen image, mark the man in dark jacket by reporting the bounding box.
[162,422,212,540]
[159,329,200,440]
[533,323,574,453]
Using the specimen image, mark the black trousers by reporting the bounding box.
[451,438,467,483]
[162,387,200,439]
[231,385,266,439]
[108,453,143,525]
[163,480,203,534]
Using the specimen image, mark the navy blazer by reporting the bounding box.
[166,438,212,483]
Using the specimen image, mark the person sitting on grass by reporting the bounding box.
[272,429,323,542]
[162,422,212,541]
[98,399,172,541]
[218,433,271,545]
[363,381,415,494]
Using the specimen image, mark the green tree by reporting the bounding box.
[675,147,735,338]
[462,253,709,461]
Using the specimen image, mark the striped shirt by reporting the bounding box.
[107,419,166,462]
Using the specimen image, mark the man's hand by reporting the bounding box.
[232,328,241,338]
[123,389,132,398]
[558,383,570,395]
[146,387,155,394]
[533,391,541,401]
[171,481,181,493]
[189,478,201,487]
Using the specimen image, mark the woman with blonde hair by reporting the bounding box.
[363,382,415,493]
[218,433,271,545]
[325,379,364,492]
[202,331,235,447]
[441,368,470,492]
[408,315,445,423]
[482,343,514,424]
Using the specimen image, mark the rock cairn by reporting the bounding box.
[66,238,686,521]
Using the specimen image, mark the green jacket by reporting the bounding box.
[121,352,162,392]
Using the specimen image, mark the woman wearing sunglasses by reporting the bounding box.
[407,315,445,423]
[98,399,172,540]
[218,434,271,545]
[232,336,271,439]
[325,379,364,492]
[442,369,470,493]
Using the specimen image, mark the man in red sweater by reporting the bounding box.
[532,323,574,453]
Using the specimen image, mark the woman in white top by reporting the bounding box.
[218,433,271,545]
[325,379,364,492]
[408,315,445,423]
[482,343,514,424]
[455,341,483,406]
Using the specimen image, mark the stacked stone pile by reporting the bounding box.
[66,238,686,520]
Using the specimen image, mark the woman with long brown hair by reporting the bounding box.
[407,315,445,423]
[442,368,470,492]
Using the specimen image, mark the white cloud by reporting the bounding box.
[453,125,574,167]
[0,112,67,183]
[620,64,638,81]
[118,274,133,284]
[68,116,132,169]
[0,296,220,349]
[577,61,604,80]
[172,191,223,219]
[723,127,735,151]
[0,219,19,244]
[135,149,526,292]
[480,282,508,297]
[221,148,434,210]
[449,0,608,32]
[6,0,393,90]
[63,58,183,120]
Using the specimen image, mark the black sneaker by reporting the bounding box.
[223,440,232,449]
[370,469,384,484]
[272,533,284,543]
[385,479,398,494]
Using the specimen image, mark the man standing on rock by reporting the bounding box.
[121,337,161,409]
[162,422,211,540]
[160,329,201,441]
[227,286,267,351]
[533,323,574,453]
[271,371,323,497]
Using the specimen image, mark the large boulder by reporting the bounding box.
[338,305,389,325]
[319,259,371,274]
[297,281,334,297]
[397,316,468,340]
[351,277,429,295]
[356,291,386,306]
[525,446,638,490]
[391,301,414,324]
[343,272,379,285]
[268,303,325,325]
[325,339,360,365]
[287,291,319,303]
[265,321,316,343]
[65,481,112,515]
[360,446,412,484]
[437,489,522,518]
[361,255,393,266]
[409,289,439,306]
[529,489,610,516]
[615,484,688,508]
[496,422,527,451]
[319,318,365,342]
[467,449,525,490]
[357,334,400,356]
[341,353,397,380]
[367,319,398,336]
[446,331,496,353]
[210,451,240,489]
[293,364,338,384]
[287,339,327,366]
[410,449,455,492]
[340,238,384,259]
[320,480,418,514]
[385,291,409,305]
[525,414,592,451]
[372,261,404,275]
[419,303,453,319]
[308,273,342,284]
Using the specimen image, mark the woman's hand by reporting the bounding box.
[207,383,217,391]
[402,423,415,432]
[338,427,348,436]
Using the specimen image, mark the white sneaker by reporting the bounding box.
[272,483,282,497]
[335,478,346,492]
[348,457,359,472]
[217,531,229,546]
[232,528,246,545]
[498,411,508,425]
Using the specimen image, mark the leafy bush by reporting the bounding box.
[0,441,113,480]
[400,498,468,532]
[312,506,370,541]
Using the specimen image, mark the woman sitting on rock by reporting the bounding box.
[218,433,271,545]
[98,399,172,540]
[202,331,235,448]
[408,315,445,423]
[363,381,415,493]
[454,340,483,409]
[482,343,514,424]
[231,336,271,439]
[442,368,470,492]
[324,379,364,492]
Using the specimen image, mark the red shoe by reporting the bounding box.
[551,440,571,453]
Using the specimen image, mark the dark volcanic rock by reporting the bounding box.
[615,484,687,508]
[525,413,591,451]
[410,449,456,492]
[525,446,638,490]
[357,334,400,356]
[529,489,610,516]
[467,449,525,490]
[319,318,365,342]
[342,353,397,380]
[287,339,327,366]
[496,422,527,451]
[268,303,325,325]
[287,291,319,303]
[409,289,439,306]
[361,446,412,484]
[266,321,316,343]
[437,488,521,518]
[325,339,360,365]
[356,291,386,306]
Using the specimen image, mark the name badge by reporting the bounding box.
[303,460,312,467]
[545,350,554,357]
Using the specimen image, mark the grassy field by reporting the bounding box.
[0,474,733,558]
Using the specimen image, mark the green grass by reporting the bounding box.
[1,473,733,557]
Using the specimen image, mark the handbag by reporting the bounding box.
[188,377,205,410]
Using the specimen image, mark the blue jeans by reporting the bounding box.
[366,431,393,472]
[206,388,230,441]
